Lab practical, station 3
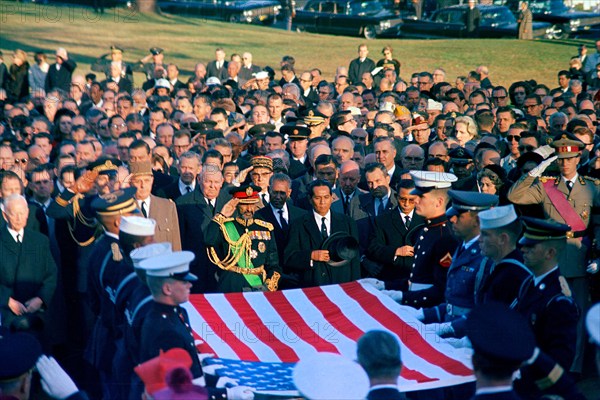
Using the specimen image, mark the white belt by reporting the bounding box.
[409,282,434,291]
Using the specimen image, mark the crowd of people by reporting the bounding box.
[0,38,600,400]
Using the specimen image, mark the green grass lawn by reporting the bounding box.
[0,1,594,88]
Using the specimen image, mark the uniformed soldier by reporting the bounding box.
[381,171,460,308]
[134,47,166,81]
[511,217,579,399]
[205,184,281,293]
[400,191,497,336]
[507,133,600,373]
[90,45,134,83]
[84,188,142,398]
[138,251,254,399]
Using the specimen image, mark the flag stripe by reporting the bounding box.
[342,282,472,376]
[400,366,438,383]
[265,291,340,354]
[225,293,300,362]
[191,296,260,361]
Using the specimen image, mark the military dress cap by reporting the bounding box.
[427,99,443,111]
[154,79,171,90]
[586,303,600,346]
[120,216,156,236]
[110,45,124,53]
[254,71,269,80]
[88,158,121,175]
[248,123,275,138]
[321,232,360,267]
[517,151,544,170]
[139,250,197,281]
[466,303,535,366]
[280,123,310,139]
[229,184,261,204]
[293,352,369,400]
[150,47,163,55]
[188,120,217,133]
[206,77,221,86]
[0,331,43,380]
[519,216,570,246]
[409,111,429,130]
[551,133,584,159]
[251,155,273,171]
[409,171,458,195]
[393,105,411,119]
[302,108,327,126]
[129,161,153,176]
[479,204,518,230]
[134,348,192,395]
[92,187,139,216]
[446,190,499,218]
[205,129,224,142]
[449,147,474,164]
[130,242,172,269]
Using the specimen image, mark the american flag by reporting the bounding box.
[183,281,474,393]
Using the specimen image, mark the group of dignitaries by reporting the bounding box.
[1,42,600,399]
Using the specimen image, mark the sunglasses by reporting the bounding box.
[506,135,520,142]
[518,145,535,152]
[15,158,28,164]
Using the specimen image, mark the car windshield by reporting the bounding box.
[529,0,570,13]
[480,7,516,26]
[347,1,384,15]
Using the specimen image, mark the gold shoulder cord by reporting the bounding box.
[207,221,267,282]
[60,193,100,247]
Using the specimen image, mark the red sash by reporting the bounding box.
[542,180,586,239]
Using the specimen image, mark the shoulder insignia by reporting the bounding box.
[558,276,571,297]
[111,242,123,262]
[213,213,233,225]
[254,219,274,231]
[578,176,586,185]
[582,176,600,186]
[539,176,557,184]
[439,252,452,268]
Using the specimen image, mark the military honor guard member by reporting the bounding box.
[380,171,460,308]
[205,184,281,293]
[507,133,600,373]
[511,217,579,399]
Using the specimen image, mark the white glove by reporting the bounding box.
[216,376,239,387]
[381,290,403,302]
[36,355,79,399]
[528,155,557,178]
[226,385,255,400]
[198,352,215,363]
[401,306,424,321]
[587,259,599,274]
[427,322,455,336]
[358,278,385,290]
[448,336,472,349]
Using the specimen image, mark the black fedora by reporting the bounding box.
[321,232,359,267]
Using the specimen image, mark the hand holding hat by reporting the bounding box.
[37,355,79,399]
[74,170,99,194]
[528,155,557,178]
[357,278,385,290]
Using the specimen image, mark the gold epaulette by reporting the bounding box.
[254,219,274,231]
[539,176,557,184]
[265,271,280,292]
[582,176,600,186]
[213,213,233,225]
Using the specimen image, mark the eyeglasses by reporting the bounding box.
[15,158,28,164]
[518,145,535,152]
[523,104,539,109]
[404,157,424,162]
[342,119,357,125]
[352,136,366,142]
[111,123,127,128]
[506,135,520,142]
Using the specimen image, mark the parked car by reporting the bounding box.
[497,0,600,39]
[398,4,551,39]
[157,0,281,24]
[294,0,405,39]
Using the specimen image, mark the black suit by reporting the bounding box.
[284,211,360,287]
[150,170,175,196]
[301,87,320,106]
[368,387,406,400]
[157,179,186,201]
[288,157,310,180]
[100,77,133,93]
[176,188,231,293]
[348,57,376,85]
[351,190,398,254]
[367,210,425,283]
[45,59,77,92]
[238,64,261,84]
[0,226,57,331]
[255,203,306,280]
[206,60,229,82]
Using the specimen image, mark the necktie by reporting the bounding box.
[261,194,267,204]
[377,199,385,216]
[16,233,21,244]
[141,201,148,218]
[320,217,328,239]
[566,180,573,193]
[278,209,288,230]
[186,186,192,193]
[208,200,215,215]
[404,215,411,229]
[342,195,349,215]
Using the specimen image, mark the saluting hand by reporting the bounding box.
[220,198,240,218]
